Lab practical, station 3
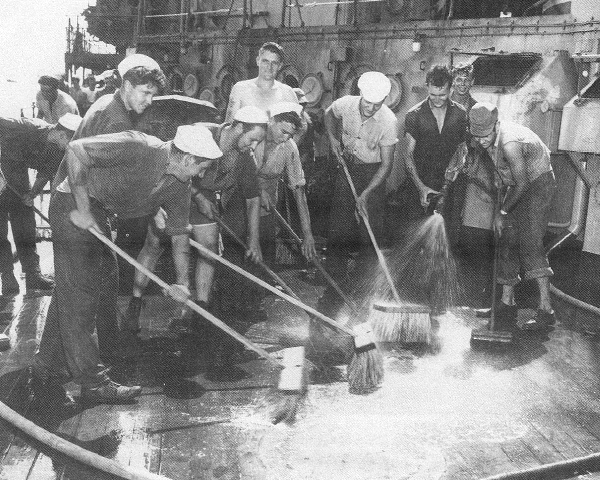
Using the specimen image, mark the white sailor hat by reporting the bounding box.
[57,113,82,132]
[233,106,269,124]
[173,124,222,159]
[117,53,161,77]
[357,71,391,103]
[269,101,303,118]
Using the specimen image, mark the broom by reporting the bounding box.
[190,238,384,394]
[336,154,431,344]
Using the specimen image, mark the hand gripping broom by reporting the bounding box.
[84,226,309,424]
[336,155,431,344]
[190,238,384,394]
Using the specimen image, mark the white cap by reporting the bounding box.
[57,113,82,132]
[173,124,222,159]
[117,53,161,77]
[357,71,391,103]
[269,101,303,118]
[98,69,116,80]
[233,106,269,124]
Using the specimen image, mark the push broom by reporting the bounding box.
[336,155,431,344]
[190,238,384,394]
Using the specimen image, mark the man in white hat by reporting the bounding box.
[225,42,299,122]
[0,112,82,295]
[318,71,398,319]
[31,124,220,405]
[50,53,166,360]
[36,74,79,124]
[469,102,556,331]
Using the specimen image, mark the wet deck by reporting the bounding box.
[1,244,600,480]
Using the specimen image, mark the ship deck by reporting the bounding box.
[1,241,600,480]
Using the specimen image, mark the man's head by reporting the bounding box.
[268,102,303,144]
[72,77,81,87]
[118,54,166,114]
[47,113,82,149]
[38,75,60,101]
[256,42,284,82]
[231,106,269,152]
[452,62,474,97]
[172,124,222,179]
[84,74,96,90]
[357,71,391,118]
[426,65,453,108]
[469,102,499,149]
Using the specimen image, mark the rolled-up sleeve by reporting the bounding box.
[380,116,399,146]
[285,141,306,189]
[404,110,417,139]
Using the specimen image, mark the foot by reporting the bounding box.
[121,297,143,334]
[519,309,555,331]
[81,380,142,404]
[2,272,20,295]
[25,272,54,291]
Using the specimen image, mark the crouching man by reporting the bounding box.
[30,125,221,404]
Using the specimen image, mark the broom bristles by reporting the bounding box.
[347,346,384,394]
[369,305,432,344]
[270,391,305,424]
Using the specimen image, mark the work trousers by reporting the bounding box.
[0,186,40,275]
[498,171,556,286]
[319,162,385,315]
[34,192,117,385]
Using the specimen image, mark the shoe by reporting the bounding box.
[25,272,54,291]
[519,309,555,331]
[475,303,517,322]
[1,272,20,295]
[121,297,143,334]
[81,380,142,404]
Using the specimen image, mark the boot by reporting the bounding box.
[25,272,54,291]
[1,272,20,295]
[81,380,142,404]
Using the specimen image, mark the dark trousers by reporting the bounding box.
[319,162,385,315]
[0,188,40,275]
[34,192,118,385]
[499,171,556,285]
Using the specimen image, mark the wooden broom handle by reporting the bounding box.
[190,238,355,337]
[213,215,302,302]
[87,228,283,368]
[337,155,402,303]
[271,208,359,315]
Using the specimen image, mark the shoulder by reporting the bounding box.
[406,98,428,115]
[332,95,359,112]
[58,90,77,106]
[230,79,254,93]
[376,105,398,124]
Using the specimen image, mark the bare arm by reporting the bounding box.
[405,132,439,207]
[324,105,343,159]
[245,196,263,263]
[355,144,395,217]
[500,142,529,213]
[291,186,316,260]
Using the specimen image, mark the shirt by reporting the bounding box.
[0,117,63,192]
[330,96,399,164]
[405,98,467,190]
[489,121,552,187]
[65,131,191,235]
[193,123,260,207]
[225,79,298,122]
[254,137,305,216]
[36,89,79,124]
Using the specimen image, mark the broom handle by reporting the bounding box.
[271,207,359,315]
[190,238,356,337]
[337,155,402,304]
[489,187,502,331]
[87,227,283,368]
[3,181,51,224]
[214,215,302,302]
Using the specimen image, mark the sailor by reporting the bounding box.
[255,101,317,266]
[0,113,82,295]
[450,62,478,112]
[225,42,299,122]
[51,53,166,359]
[30,124,221,405]
[318,71,398,318]
[123,106,267,337]
[469,102,556,330]
[403,65,467,225]
[292,87,315,167]
[36,74,79,124]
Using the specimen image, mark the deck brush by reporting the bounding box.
[190,238,384,394]
[368,302,431,344]
[86,227,308,423]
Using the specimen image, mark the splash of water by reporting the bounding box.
[358,213,461,311]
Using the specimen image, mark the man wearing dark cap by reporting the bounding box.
[469,102,556,330]
[403,65,467,222]
[0,113,82,295]
[36,75,79,124]
[31,124,220,404]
